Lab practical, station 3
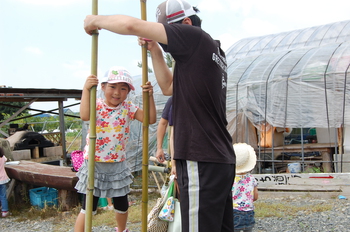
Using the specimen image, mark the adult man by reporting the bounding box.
[83,1,235,231]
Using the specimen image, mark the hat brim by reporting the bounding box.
[107,80,135,91]
[234,143,257,174]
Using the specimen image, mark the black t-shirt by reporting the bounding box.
[161,24,235,164]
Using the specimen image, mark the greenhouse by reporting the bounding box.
[225,19,350,174]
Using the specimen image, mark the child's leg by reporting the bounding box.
[115,211,128,231]
[107,197,114,210]
[0,184,9,212]
[107,197,113,206]
[74,212,85,232]
[74,194,99,232]
[112,195,129,231]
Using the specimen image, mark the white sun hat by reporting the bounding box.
[233,143,257,174]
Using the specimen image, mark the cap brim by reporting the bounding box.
[107,80,135,91]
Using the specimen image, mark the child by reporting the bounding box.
[232,143,259,232]
[74,66,157,232]
[0,147,11,218]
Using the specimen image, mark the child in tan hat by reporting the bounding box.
[232,143,259,232]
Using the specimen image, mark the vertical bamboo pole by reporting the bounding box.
[140,1,149,232]
[85,0,98,231]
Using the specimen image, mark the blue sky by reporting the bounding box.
[1,0,350,112]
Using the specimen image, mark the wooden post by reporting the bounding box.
[85,0,99,231]
[140,1,149,232]
[32,146,39,159]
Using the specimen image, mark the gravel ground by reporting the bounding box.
[1,197,350,232]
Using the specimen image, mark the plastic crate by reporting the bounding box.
[29,187,58,208]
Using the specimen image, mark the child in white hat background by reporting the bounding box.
[232,143,259,232]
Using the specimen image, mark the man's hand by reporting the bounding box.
[156,148,166,163]
[138,37,159,52]
[84,15,101,35]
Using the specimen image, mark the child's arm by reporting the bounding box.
[147,82,157,124]
[134,81,157,124]
[156,117,169,163]
[253,186,259,201]
[80,75,99,121]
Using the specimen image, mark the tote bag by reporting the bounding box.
[147,177,175,232]
[167,179,181,232]
[158,181,175,221]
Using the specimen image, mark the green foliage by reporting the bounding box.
[0,111,82,138]
[0,102,29,120]
[138,51,173,73]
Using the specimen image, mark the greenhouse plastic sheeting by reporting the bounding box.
[226,20,350,136]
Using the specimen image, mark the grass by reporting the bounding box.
[65,132,83,154]
[9,134,335,228]
[8,193,335,231]
[7,171,165,230]
[255,197,333,218]
[8,174,335,230]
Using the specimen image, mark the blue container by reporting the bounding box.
[29,187,58,208]
[98,198,108,207]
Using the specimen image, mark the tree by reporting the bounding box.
[138,51,173,73]
[0,102,29,121]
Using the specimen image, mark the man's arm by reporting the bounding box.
[148,42,173,96]
[84,15,167,44]
[156,117,169,163]
[85,14,173,94]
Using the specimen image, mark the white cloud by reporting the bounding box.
[17,0,84,6]
[17,0,126,7]
[199,0,225,12]
[63,60,90,79]
[241,18,279,37]
[24,46,43,55]
[217,33,237,51]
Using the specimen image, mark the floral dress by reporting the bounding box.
[75,98,138,198]
[232,173,257,211]
[83,98,139,162]
[232,173,258,231]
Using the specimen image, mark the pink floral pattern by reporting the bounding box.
[83,99,138,162]
[232,173,257,211]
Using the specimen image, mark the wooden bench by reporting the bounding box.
[5,160,79,210]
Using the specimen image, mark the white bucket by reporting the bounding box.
[288,163,301,173]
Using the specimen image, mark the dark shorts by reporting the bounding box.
[176,160,235,232]
[233,209,255,230]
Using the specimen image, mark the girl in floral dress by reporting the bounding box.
[74,66,157,232]
[232,143,259,232]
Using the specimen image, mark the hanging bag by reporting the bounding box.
[147,176,175,232]
[71,150,84,172]
[158,180,175,221]
[168,179,181,232]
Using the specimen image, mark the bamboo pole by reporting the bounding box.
[85,0,98,231]
[140,1,149,232]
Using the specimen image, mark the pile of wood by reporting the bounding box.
[255,173,350,199]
